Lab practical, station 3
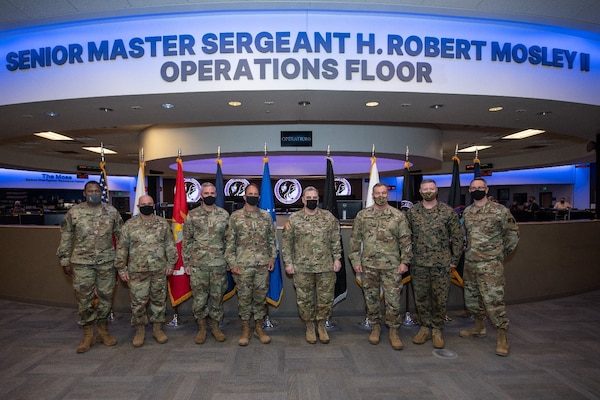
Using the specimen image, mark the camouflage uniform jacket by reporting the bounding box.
[349,205,413,269]
[281,208,342,273]
[115,215,178,274]
[407,201,463,268]
[224,207,277,267]
[463,200,520,262]
[183,206,229,267]
[57,202,123,267]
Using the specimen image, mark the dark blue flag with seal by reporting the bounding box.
[217,158,237,301]
[259,157,283,307]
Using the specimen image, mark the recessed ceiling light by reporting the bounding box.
[228,101,242,107]
[264,101,274,105]
[161,103,175,109]
[502,129,545,139]
[130,105,143,110]
[365,101,379,107]
[401,103,411,107]
[82,146,117,155]
[34,131,74,141]
[537,111,552,116]
[515,109,527,113]
[44,111,60,117]
[99,107,113,112]
[458,145,492,152]
[488,106,503,112]
[298,101,310,106]
[430,104,444,109]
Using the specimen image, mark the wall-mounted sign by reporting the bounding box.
[225,178,250,197]
[466,163,494,170]
[184,178,201,203]
[280,131,312,147]
[275,179,302,204]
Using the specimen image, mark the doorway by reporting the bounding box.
[540,192,553,208]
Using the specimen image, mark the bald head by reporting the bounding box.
[138,195,154,207]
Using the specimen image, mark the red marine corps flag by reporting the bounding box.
[168,155,192,307]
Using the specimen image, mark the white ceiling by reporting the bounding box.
[1,1,599,177]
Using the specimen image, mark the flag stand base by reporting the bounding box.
[402,312,416,326]
[263,315,279,330]
[356,316,373,331]
[166,313,185,328]
[325,317,341,332]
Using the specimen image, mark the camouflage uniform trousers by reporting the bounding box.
[293,271,336,322]
[72,262,116,326]
[362,266,403,328]
[232,265,270,321]
[463,258,509,329]
[190,263,227,322]
[411,265,451,330]
[128,271,168,325]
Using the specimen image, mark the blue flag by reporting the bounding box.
[259,157,283,307]
[474,156,481,178]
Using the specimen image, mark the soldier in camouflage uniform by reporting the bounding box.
[459,177,519,356]
[282,187,342,344]
[350,183,412,350]
[183,182,230,344]
[407,179,463,349]
[225,183,277,346]
[115,195,178,347]
[57,181,123,353]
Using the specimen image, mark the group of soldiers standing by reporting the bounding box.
[57,176,519,357]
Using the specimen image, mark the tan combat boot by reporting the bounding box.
[389,327,404,350]
[195,319,207,344]
[76,324,96,353]
[152,322,168,344]
[97,322,118,346]
[496,328,509,356]
[254,320,271,344]
[459,315,487,338]
[317,320,330,344]
[305,321,317,344]
[238,320,251,346]
[211,319,226,342]
[132,324,145,347]
[432,328,445,349]
[412,326,431,345]
[369,323,381,345]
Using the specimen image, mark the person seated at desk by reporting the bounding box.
[554,198,572,210]
[11,200,26,215]
[524,196,540,213]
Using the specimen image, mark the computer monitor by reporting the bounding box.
[337,200,363,220]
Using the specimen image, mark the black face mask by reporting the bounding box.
[471,190,487,201]
[139,205,154,215]
[246,196,259,206]
[306,200,318,210]
[203,196,216,206]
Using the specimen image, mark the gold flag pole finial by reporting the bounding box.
[100,142,105,163]
[264,142,267,157]
[454,144,458,156]
[371,144,375,158]
[217,145,221,159]
[178,147,182,159]
[140,147,144,163]
[327,145,331,157]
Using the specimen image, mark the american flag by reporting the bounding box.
[99,160,109,203]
